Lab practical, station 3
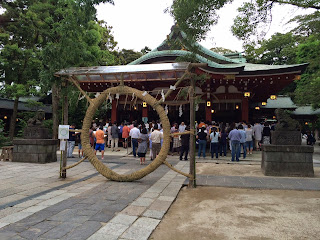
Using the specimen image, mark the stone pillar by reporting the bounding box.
[241,97,249,122]
[111,100,117,123]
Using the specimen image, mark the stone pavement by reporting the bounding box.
[0,144,319,239]
[0,148,189,240]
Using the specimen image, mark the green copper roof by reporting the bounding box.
[292,106,320,115]
[128,50,244,69]
[129,25,308,75]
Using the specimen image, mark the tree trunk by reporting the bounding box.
[8,97,19,141]
[52,82,59,139]
[189,78,196,188]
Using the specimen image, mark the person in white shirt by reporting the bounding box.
[129,123,140,157]
[150,124,163,160]
[245,124,254,154]
[253,122,263,151]
[179,122,186,133]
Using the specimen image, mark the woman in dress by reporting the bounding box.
[137,127,149,165]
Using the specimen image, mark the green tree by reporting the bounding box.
[244,32,298,65]
[294,36,320,108]
[1,0,115,139]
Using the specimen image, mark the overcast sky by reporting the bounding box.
[96,0,312,52]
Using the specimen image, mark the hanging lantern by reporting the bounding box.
[270,95,277,100]
[211,109,215,113]
[262,102,267,106]
[244,92,250,97]
[206,101,211,107]
[255,106,260,110]
[4,116,7,119]
[143,102,147,107]
[235,105,239,110]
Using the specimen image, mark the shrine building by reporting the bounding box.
[56,26,308,124]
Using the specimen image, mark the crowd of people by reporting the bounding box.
[194,120,276,162]
[66,119,285,164]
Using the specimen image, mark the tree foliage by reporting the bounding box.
[0,0,115,139]
[244,32,298,65]
[167,0,232,41]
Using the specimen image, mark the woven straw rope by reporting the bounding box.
[81,85,172,182]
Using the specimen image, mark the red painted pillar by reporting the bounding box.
[206,104,212,122]
[111,100,117,123]
[142,106,148,118]
[242,97,249,122]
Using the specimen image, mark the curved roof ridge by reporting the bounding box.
[128,50,244,69]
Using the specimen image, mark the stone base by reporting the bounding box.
[24,127,49,139]
[271,131,301,145]
[261,145,314,177]
[13,139,58,164]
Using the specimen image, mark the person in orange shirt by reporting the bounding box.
[198,119,206,129]
[94,126,105,160]
[122,123,130,148]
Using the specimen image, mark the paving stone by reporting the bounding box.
[64,221,102,240]
[121,206,146,216]
[97,222,129,236]
[106,203,127,212]
[109,214,138,226]
[89,210,114,222]
[20,205,48,213]
[0,222,9,229]
[158,196,175,202]
[87,232,118,240]
[131,198,154,207]
[140,192,159,199]
[0,211,34,224]
[0,230,19,240]
[142,209,165,219]
[19,220,60,239]
[14,200,43,209]
[0,223,28,233]
[40,222,81,239]
[121,217,160,240]
[148,200,172,212]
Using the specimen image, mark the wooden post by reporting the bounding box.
[189,78,196,188]
[61,80,68,178]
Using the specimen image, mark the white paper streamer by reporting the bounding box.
[170,85,176,90]
[161,90,165,102]
[196,104,199,111]
[108,95,112,103]
[131,92,135,101]
[79,95,85,101]
[165,105,168,115]
[179,105,183,117]
[95,92,100,98]
[142,91,147,96]
[115,93,119,99]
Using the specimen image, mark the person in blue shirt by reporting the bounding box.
[228,126,242,162]
[210,127,219,159]
[238,124,247,159]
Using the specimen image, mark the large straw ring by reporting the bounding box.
[81,85,170,181]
